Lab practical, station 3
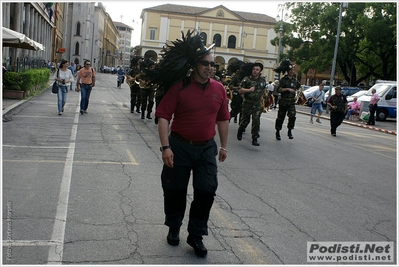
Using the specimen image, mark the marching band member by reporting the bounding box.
[274,59,301,140]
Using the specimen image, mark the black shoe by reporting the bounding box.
[167,228,180,246]
[141,113,145,119]
[276,130,281,140]
[146,112,152,119]
[233,117,237,123]
[154,117,159,124]
[252,138,260,146]
[80,110,84,115]
[237,130,243,141]
[136,109,141,113]
[288,129,293,139]
[187,235,207,257]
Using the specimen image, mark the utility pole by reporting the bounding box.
[326,2,347,114]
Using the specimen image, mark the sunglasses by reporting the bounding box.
[198,61,216,67]
[85,63,91,66]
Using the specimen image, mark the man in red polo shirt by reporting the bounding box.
[154,30,229,258]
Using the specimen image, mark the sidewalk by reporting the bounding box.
[2,98,27,116]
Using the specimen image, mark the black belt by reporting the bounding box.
[171,131,211,146]
[82,83,92,85]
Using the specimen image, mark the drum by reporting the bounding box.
[296,90,308,105]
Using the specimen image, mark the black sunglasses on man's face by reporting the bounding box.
[198,60,216,67]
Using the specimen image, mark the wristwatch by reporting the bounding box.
[160,145,171,152]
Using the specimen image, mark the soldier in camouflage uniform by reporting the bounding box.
[236,63,267,146]
[227,60,245,123]
[229,73,243,123]
[274,60,301,140]
[140,58,156,119]
[126,56,144,113]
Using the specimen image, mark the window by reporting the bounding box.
[74,42,80,55]
[213,34,221,47]
[228,35,236,48]
[75,22,81,36]
[150,28,156,40]
[200,32,207,45]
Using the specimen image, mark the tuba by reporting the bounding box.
[224,76,233,100]
[295,87,308,105]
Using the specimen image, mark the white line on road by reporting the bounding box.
[46,107,80,265]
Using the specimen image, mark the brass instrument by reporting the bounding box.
[225,75,232,85]
[131,72,148,88]
[224,76,233,100]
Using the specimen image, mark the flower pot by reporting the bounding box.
[3,90,25,99]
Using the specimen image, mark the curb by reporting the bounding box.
[2,99,27,116]
[344,121,397,135]
[297,110,397,136]
[2,86,51,117]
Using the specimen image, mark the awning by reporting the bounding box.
[2,27,45,51]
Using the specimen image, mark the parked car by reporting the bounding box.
[357,81,397,120]
[303,85,332,107]
[324,86,363,107]
[346,90,368,104]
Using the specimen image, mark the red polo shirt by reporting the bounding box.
[155,77,230,141]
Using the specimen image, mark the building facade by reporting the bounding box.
[2,2,121,72]
[2,2,54,69]
[139,4,278,80]
[114,21,133,69]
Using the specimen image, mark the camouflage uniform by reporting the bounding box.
[275,75,301,131]
[128,66,142,113]
[238,75,267,139]
[140,82,156,119]
[229,74,243,122]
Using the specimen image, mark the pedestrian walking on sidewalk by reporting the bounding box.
[309,83,325,124]
[76,60,96,114]
[53,59,74,115]
[149,30,229,258]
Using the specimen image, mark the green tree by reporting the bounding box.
[278,2,396,85]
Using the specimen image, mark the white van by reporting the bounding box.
[358,80,396,121]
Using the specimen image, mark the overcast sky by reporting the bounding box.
[101,1,283,46]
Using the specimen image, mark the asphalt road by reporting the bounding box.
[2,73,397,265]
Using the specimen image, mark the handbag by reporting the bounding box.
[52,69,59,94]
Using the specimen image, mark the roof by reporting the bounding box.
[113,21,133,30]
[142,4,276,24]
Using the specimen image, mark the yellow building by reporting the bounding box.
[140,4,278,80]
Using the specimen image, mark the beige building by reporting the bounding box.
[139,4,278,80]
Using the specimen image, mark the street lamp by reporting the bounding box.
[326,2,347,114]
[276,4,289,66]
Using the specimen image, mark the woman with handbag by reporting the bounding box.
[53,59,74,115]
